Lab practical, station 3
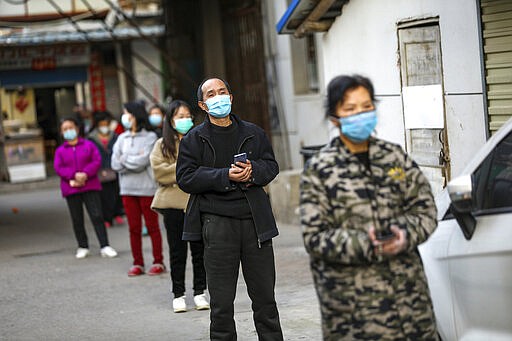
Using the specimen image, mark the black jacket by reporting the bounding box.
[176,113,279,242]
[88,130,118,169]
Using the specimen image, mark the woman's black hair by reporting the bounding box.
[148,104,164,114]
[60,116,79,130]
[325,74,375,118]
[92,110,112,130]
[161,100,193,159]
[123,101,149,132]
[196,77,231,102]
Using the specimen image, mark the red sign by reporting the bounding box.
[31,57,56,70]
[15,96,29,113]
[89,53,106,111]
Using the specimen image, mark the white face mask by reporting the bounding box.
[98,126,110,135]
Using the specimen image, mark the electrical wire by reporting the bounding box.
[43,0,161,105]
[79,0,166,79]
[100,0,195,85]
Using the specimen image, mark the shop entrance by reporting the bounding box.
[34,86,77,173]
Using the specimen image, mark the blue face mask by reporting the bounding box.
[149,114,163,127]
[205,95,231,118]
[339,110,377,143]
[121,114,132,129]
[174,117,194,134]
[63,129,77,141]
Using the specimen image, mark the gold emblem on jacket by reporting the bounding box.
[387,167,406,181]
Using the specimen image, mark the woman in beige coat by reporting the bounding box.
[150,100,209,313]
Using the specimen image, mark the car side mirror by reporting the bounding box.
[447,175,476,240]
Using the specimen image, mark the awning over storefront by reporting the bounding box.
[0,24,164,46]
[276,0,348,37]
[0,67,87,89]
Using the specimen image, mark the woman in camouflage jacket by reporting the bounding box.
[300,75,439,340]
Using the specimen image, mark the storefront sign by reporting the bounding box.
[0,45,90,71]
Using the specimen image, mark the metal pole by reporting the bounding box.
[80,0,166,79]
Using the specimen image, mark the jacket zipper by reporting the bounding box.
[237,135,254,154]
[356,141,381,231]
[73,146,78,173]
[198,134,216,166]
[242,191,261,248]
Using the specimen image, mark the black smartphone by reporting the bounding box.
[233,152,247,164]
[376,230,395,241]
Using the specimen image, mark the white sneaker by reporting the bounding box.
[194,294,210,310]
[75,248,90,259]
[173,296,187,313]
[100,246,118,258]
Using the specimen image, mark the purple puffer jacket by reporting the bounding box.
[54,138,102,197]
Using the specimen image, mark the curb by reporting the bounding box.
[0,176,60,194]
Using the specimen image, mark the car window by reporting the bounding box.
[473,131,512,210]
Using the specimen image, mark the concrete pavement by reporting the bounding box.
[0,186,322,340]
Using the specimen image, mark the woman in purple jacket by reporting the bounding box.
[54,117,118,259]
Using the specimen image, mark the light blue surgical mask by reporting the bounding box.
[205,95,231,118]
[121,114,132,129]
[149,114,163,127]
[339,110,377,143]
[63,129,77,141]
[174,117,194,134]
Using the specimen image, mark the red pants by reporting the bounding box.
[122,195,163,267]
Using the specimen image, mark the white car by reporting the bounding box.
[419,118,512,341]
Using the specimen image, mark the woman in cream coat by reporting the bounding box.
[150,100,209,313]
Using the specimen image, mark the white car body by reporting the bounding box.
[419,118,512,341]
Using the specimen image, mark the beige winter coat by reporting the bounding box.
[150,138,189,210]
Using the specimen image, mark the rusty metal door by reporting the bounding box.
[220,0,270,134]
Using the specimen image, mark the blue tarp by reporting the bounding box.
[276,0,347,35]
[276,0,302,34]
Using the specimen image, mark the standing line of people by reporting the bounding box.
[53,99,210,314]
[52,73,438,341]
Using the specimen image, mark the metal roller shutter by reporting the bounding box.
[481,0,512,133]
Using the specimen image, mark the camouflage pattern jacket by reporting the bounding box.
[300,137,439,340]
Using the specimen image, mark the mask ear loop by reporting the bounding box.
[329,113,342,129]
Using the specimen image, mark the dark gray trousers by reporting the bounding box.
[201,214,283,341]
[65,190,109,248]
[161,208,206,298]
